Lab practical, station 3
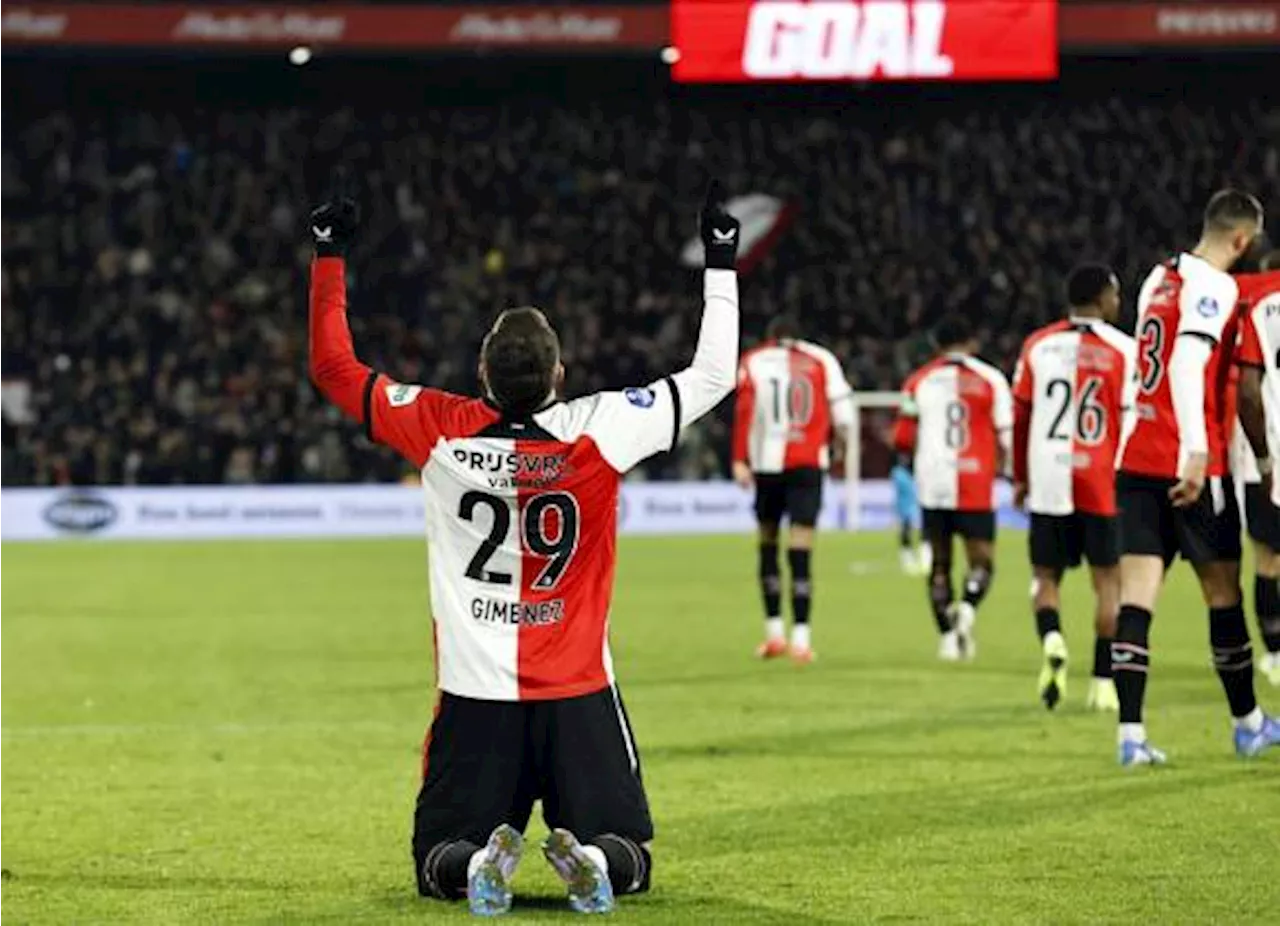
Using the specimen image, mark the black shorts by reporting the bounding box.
[1117,472,1242,566]
[754,467,823,528]
[1029,512,1121,571]
[1243,482,1280,550]
[922,508,996,544]
[412,687,653,895]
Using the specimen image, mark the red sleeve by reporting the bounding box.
[891,415,917,455]
[731,363,755,465]
[1011,343,1035,404]
[1013,400,1031,484]
[309,257,496,468]
[1237,310,1264,367]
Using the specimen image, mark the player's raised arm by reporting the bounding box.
[587,182,741,473]
[308,193,484,469]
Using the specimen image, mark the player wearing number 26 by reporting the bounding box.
[309,181,741,913]
[1011,265,1136,713]
[893,313,1013,662]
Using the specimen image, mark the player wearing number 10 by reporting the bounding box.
[308,182,742,913]
[1011,265,1135,713]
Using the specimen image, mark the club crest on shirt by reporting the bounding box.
[386,383,422,407]
[624,387,656,408]
[1196,296,1220,318]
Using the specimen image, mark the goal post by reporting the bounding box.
[843,390,905,532]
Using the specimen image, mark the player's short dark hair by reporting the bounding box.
[1261,250,1280,273]
[766,315,801,342]
[482,307,560,419]
[1203,189,1264,236]
[933,312,974,350]
[1065,264,1118,309]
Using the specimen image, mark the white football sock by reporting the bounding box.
[1118,722,1146,744]
[791,623,811,650]
[581,844,609,878]
[1234,706,1264,732]
[764,617,785,641]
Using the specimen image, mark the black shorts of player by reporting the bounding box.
[1029,512,1121,571]
[754,467,824,528]
[1243,481,1280,550]
[412,686,653,896]
[1117,472,1242,566]
[921,508,996,545]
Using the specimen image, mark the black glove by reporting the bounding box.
[699,181,740,271]
[309,197,359,258]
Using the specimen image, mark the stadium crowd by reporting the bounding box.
[3,61,1277,486]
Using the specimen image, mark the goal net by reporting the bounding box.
[843,390,905,532]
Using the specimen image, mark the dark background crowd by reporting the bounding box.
[2,54,1277,486]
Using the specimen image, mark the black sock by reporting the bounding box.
[1255,575,1280,654]
[788,548,812,625]
[1093,636,1114,679]
[591,834,652,895]
[899,523,913,549]
[758,543,781,619]
[1112,606,1152,724]
[419,839,480,899]
[929,572,953,634]
[1035,607,1061,640]
[1210,603,1257,719]
[962,563,993,609]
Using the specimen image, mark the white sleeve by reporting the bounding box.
[993,374,1014,431]
[1169,335,1213,458]
[818,348,855,429]
[1121,337,1139,411]
[587,269,739,473]
[1176,272,1238,343]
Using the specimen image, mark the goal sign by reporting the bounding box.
[671,0,1059,83]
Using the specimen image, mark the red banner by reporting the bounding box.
[0,4,669,49]
[671,0,1060,82]
[1062,2,1280,46]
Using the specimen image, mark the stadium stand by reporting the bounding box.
[3,56,1276,486]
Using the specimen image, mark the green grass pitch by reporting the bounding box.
[3,533,1278,924]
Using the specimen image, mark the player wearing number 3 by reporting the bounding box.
[894,313,1014,662]
[1011,265,1135,713]
[309,180,741,913]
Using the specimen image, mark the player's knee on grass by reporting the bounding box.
[416,838,481,900]
[1253,541,1280,579]
[758,522,780,545]
[1119,554,1164,611]
[1031,567,1062,612]
[1090,566,1120,637]
[789,525,816,550]
[590,834,653,895]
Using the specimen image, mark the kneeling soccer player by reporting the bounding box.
[308,180,741,912]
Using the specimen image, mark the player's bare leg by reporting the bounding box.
[1086,564,1120,711]
[1031,566,1069,709]
[786,524,816,663]
[1114,553,1167,765]
[754,521,787,659]
[928,531,960,661]
[953,537,994,660]
[1193,559,1280,756]
[1251,540,1280,685]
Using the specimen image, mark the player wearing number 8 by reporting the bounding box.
[309,181,741,912]
[1011,265,1136,713]
[893,313,1014,662]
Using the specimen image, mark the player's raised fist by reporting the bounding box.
[700,180,740,270]
[309,197,359,258]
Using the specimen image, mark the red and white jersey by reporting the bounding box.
[733,339,853,472]
[1232,271,1280,502]
[1012,318,1136,516]
[1118,253,1240,479]
[894,353,1013,512]
[309,259,738,702]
